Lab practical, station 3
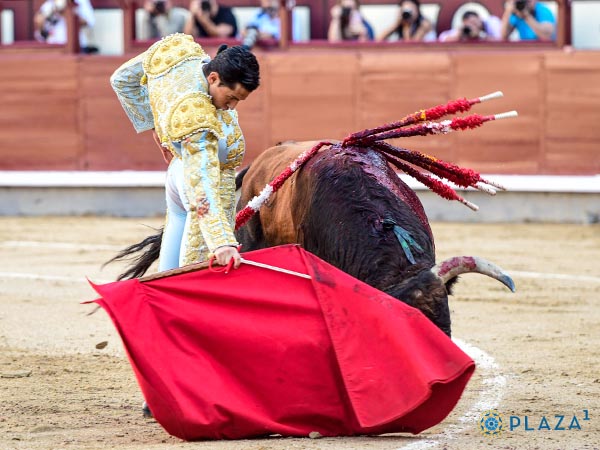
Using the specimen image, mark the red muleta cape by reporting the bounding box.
[90,245,474,440]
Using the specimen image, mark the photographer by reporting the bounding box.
[140,0,189,40]
[500,0,555,41]
[438,10,501,42]
[377,0,434,42]
[328,0,374,42]
[33,0,97,52]
[241,0,280,49]
[184,0,237,38]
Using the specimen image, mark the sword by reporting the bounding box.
[138,256,312,281]
[240,258,312,279]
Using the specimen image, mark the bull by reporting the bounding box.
[235,140,515,337]
[108,94,516,337]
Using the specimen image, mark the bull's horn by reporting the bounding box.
[432,256,516,292]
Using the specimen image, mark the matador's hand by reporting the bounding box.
[213,246,242,270]
[152,129,172,164]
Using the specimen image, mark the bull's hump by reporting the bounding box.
[315,146,433,238]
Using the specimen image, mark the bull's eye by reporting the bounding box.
[382,218,396,231]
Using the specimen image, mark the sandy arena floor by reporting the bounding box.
[0,217,599,450]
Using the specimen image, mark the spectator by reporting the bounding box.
[184,0,238,38]
[241,0,306,48]
[33,0,98,53]
[241,0,280,48]
[378,0,434,42]
[438,10,501,42]
[501,0,555,41]
[327,0,374,42]
[140,0,190,40]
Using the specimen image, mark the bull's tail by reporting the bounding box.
[103,228,163,280]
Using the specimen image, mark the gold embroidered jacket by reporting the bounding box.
[110,34,244,264]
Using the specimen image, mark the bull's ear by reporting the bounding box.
[409,288,435,316]
[411,289,423,300]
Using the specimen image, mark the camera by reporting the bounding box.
[515,0,527,11]
[201,0,211,12]
[264,6,278,16]
[242,25,259,49]
[341,6,352,27]
[153,0,166,14]
[401,9,412,20]
[462,25,472,37]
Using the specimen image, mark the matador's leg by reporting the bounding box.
[159,159,187,271]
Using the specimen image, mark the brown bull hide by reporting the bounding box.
[237,141,325,246]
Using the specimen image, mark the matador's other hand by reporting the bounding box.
[214,246,242,270]
[152,129,172,164]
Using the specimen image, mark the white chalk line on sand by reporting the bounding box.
[511,270,600,283]
[0,240,123,251]
[0,272,112,284]
[395,339,506,450]
[3,240,600,283]
[3,269,598,286]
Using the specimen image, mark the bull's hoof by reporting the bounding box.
[142,401,153,418]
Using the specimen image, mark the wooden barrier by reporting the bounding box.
[1,47,599,174]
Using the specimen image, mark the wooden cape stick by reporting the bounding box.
[140,261,211,282]
[139,258,312,282]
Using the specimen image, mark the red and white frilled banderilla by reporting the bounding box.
[235,91,518,230]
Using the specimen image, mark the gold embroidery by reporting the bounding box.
[181,136,238,256]
[221,140,244,170]
[219,168,238,223]
[226,133,236,148]
[221,122,245,170]
[168,93,220,142]
[220,111,233,126]
[143,33,208,79]
[184,215,203,264]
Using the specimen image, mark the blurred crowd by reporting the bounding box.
[33,0,557,52]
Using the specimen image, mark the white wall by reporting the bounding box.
[572,1,600,49]
[1,9,14,44]
[93,9,124,55]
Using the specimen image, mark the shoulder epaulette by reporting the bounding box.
[143,33,208,79]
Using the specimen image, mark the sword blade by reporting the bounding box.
[240,258,312,279]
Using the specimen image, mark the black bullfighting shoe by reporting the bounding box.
[142,401,153,418]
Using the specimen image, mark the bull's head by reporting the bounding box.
[385,256,515,337]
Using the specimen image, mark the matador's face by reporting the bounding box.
[206,72,250,111]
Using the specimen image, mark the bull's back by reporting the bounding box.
[237,140,327,247]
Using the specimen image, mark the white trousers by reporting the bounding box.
[158,158,203,271]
